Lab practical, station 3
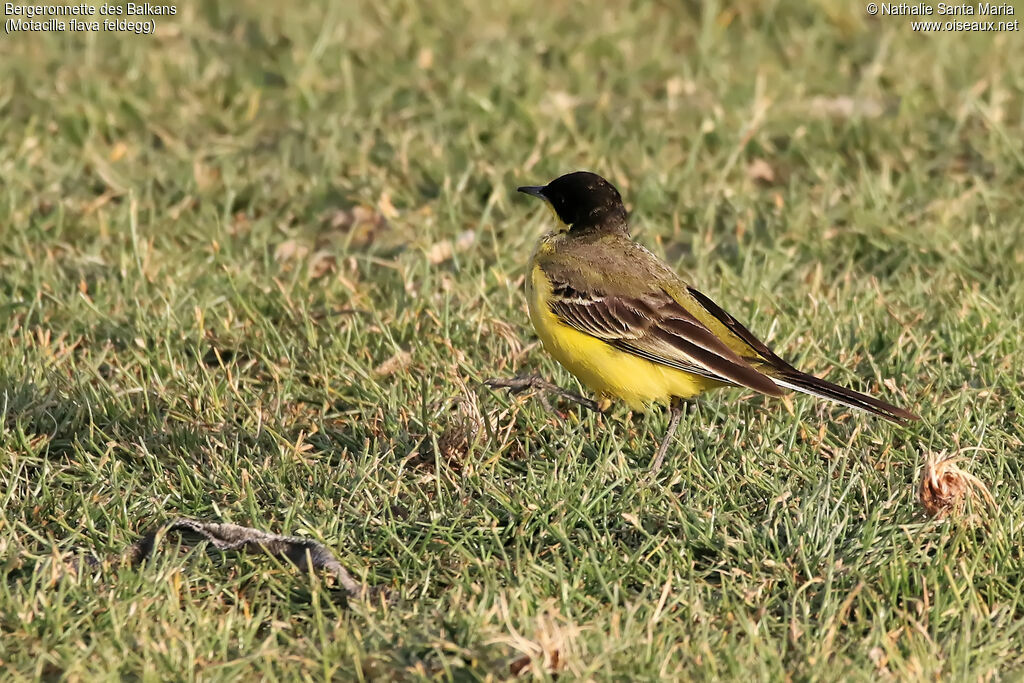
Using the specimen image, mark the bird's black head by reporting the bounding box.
[518,171,627,232]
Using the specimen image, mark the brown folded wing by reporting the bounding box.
[546,279,784,397]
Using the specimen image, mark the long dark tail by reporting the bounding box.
[683,286,919,424]
[769,369,919,424]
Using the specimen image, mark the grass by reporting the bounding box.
[2,0,1023,679]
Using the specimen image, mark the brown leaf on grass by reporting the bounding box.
[308,250,337,279]
[426,240,454,265]
[275,240,339,278]
[228,211,250,236]
[109,141,129,162]
[454,230,475,251]
[328,205,383,231]
[192,159,221,193]
[426,231,475,265]
[540,91,580,122]
[324,206,390,248]
[374,349,412,377]
[664,76,695,99]
[747,158,776,185]
[378,191,399,219]
[918,453,994,518]
[869,646,890,676]
[274,239,311,263]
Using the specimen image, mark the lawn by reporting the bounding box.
[2,0,1023,679]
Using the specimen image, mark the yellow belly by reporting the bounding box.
[527,265,718,410]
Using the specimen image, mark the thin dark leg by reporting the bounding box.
[483,375,600,412]
[650,397,685,473]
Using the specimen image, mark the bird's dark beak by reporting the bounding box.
[517,185,546,199]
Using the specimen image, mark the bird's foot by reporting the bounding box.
[483,375,601,413]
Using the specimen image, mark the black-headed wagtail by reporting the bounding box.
[488,171,918,471]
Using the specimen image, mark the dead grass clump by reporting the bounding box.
[918,453,994,518]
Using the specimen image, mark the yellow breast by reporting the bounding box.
[527,263,716,410]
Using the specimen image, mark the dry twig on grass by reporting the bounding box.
[31,518,367,598]
[126,518,365,596]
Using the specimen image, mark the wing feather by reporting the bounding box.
[546,280,784,397]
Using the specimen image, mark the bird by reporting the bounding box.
[488,170,918,472]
